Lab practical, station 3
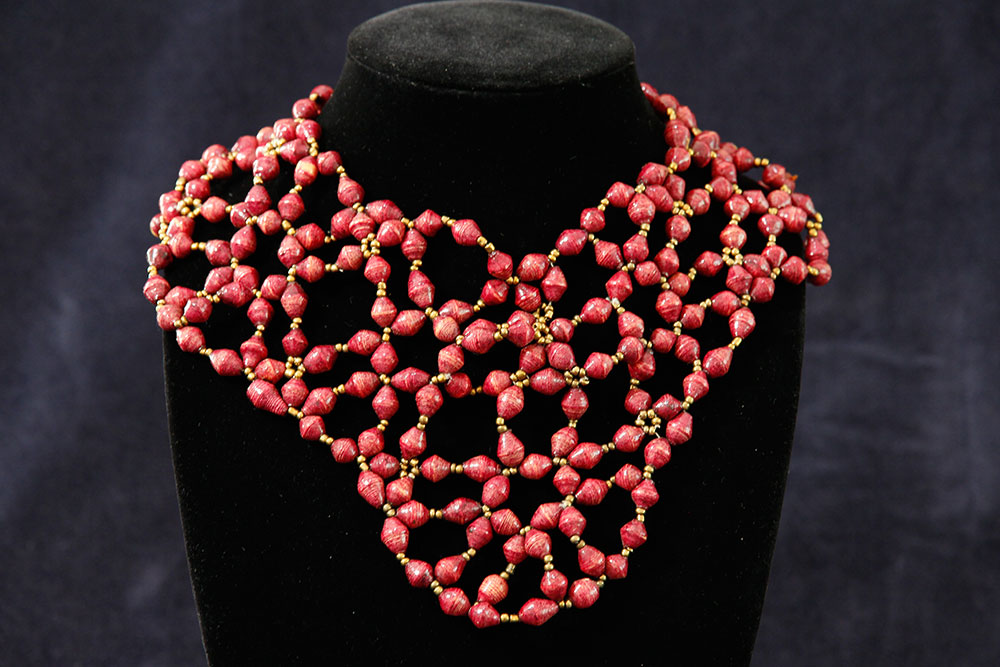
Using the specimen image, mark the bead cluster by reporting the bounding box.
[143,82,831,628]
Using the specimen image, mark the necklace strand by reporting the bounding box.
[144,82,831,628]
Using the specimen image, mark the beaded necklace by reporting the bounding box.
[143,82,831,628]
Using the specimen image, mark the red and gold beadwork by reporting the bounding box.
[143,83,831,628]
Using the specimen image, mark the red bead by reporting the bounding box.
[482,474,511,507]
[686,188,711,215]
[469,603,501,628]
[559,507,587,537]
[443,497,481,524]
[497,385,525,419]
[411,462,449,497]
[517,253,549,281]
[694,251,723,276]
[507,311,535,347]
[491,509,522,536]
[451,218,481,246]
[556,228,588,254]
[704,347,734,378]
[337,176,364,205]
[355,471,385,509]
[398,427,426,458]
[568,442,603,469]
[503,535,527,564]
[578,545,605,576]
[680,304,705,330]
[519,453,553,480]
[519,598,559,626]
[401,229,427,260]
[436,345,463,375]
[344,371,379,398]
[641,439,671,471]
[663,119,690,147]
[477,575,508,605]
[683,371,709,401]
[397,501,430,528]
[606,554,629,580]
[553,466,581,496]
[580,298,613,324]
[540,570,569,601]
[413,209,444,236]
[624,388,651,415]
[631,479,659,509]
[606,182,635,207]
[467,516,493,549]
[482,370,511,397]
[605,270,633,301]
[327,440,356,467]
[726,265,753,294]
[541,266,568,301]
[751,277,776,302]
[550,426,578,457]
[253,358,284,383]
[391,367,430,393]
[301,344,335,374]
[358,428,384,457]
[487,251,514,279]
[444,373,472,398]
[209,349,242,376]
[655,290,682,323]
[246,380,286,415]
[529,368,564,396]
[561,388,589,420]
[405,560,433,588]
[524,529,552,558]
[439,588,471,617]
[594,240,623,269]
[497,431,525,467]
[391,310,426,337]
[808,260,832,285]
[302,388,335,416]
[583,352,614,380]
[461,321,496,354]
[621,519,648,548]
[575,479,608,506]
[613,425,644,453]
[665,411,693,445]
[386,477,413,506]
[654,247,680,274]
[281,329,309,357]
[614,464,643,490]
[650,329,676,354]
[627,192,655,225]
[369,453,399,479]
[435,555,468,586]
[513,283,542,311]
[381,517,409,554]
[175,326,204,353]
[633,261,660,286]
[569,578,600,608]
[637,162,668,185]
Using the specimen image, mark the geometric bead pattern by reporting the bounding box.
[143,82,831,628]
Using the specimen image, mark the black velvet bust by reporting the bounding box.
[162,2,806,665]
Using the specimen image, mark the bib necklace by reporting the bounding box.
[143,82,831,628]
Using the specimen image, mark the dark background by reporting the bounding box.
[1,0,996,665]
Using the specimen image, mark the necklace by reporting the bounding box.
[143,82,831,628]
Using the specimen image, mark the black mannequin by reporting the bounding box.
[162,2,806,665]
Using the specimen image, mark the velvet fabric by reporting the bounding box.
[162,3,804,665]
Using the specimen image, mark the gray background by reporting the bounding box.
[1,0,997,664]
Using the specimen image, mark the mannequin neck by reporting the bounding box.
[317,1,665,258]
